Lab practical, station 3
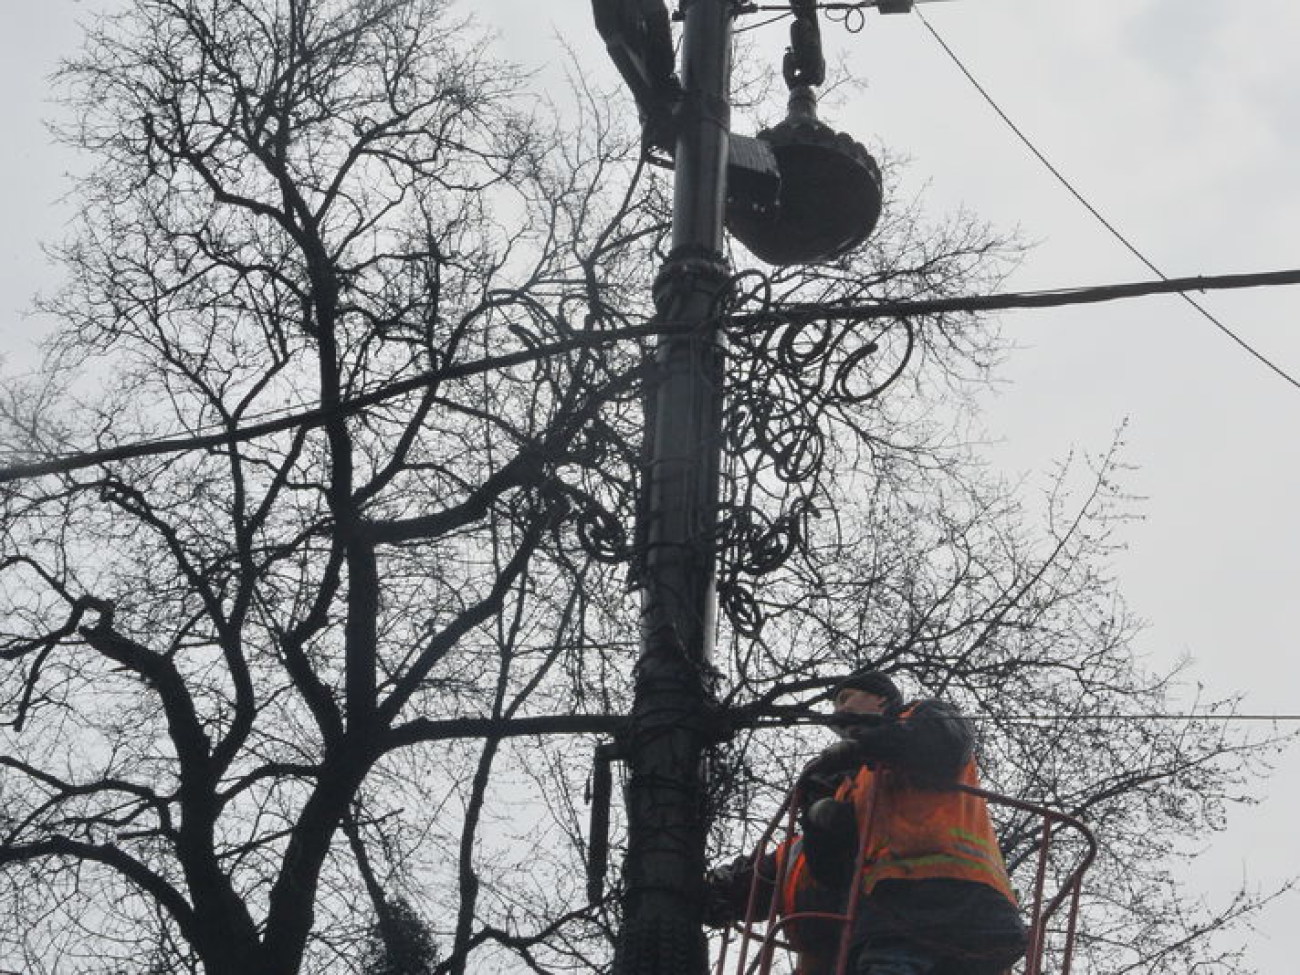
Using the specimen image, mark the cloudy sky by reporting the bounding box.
[4,1,1298,970]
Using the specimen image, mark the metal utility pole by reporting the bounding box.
[613,1,733,972]
[595,0,895,969]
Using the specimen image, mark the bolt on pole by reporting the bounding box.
[614,1,734,973]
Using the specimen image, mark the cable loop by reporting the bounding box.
[826,5,867,33]
[718,580,764,638]
[576,499,632,564]
[776,317,838,371]
[700,268,923,634]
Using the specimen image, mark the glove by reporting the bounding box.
[826,710,885,739]
[804,796,856,834]
[703,855,761,927]
[800,798,858,888]
[799,738,866,783]
[705,855,749,890]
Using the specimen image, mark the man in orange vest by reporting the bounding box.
[706,670,1027,975]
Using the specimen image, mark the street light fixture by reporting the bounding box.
[725,0,883,265]
[595,0,885,267]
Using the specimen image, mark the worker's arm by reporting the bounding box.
[887,698,975,786]
[703,849,778,927]
[802,699,974,785]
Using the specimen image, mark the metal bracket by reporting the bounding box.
[586,740,622,903]
[593,0,684,155]
[784,0,826,90]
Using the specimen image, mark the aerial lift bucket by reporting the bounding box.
[712,784,1097,975]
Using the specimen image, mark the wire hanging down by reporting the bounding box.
[916,9,1300,391]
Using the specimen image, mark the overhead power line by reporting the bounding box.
[3,267,1299,486]
[754,710,1300,728]
[730,267,1300,325]
[916,9,1300,391]
[982,713,1300,724]
[0,323,663,485]
[385,709,1300,745]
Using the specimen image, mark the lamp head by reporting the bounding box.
[726,86,883,266]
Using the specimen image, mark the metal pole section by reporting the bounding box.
[615,1,733,973]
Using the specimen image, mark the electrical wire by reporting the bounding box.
[316,709,1300,744]
[0,322,663,484]
[1000,713,1300,724]
[3,267,1300,485]
[915,9,1300,391]
[728,267,1300,326]
[739,2,956,11]
[734,11,789,34]
[750,710,1300,728]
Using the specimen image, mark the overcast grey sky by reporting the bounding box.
[3,2,1298,970]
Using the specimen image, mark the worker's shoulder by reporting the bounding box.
[899,697,967,722]
[897,698,976,769]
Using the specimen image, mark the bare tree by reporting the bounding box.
[0,2,1289,975]
[1,1,655,972]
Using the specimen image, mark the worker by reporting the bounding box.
[706,669,1027,975]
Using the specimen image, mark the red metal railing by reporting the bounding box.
[712,784,1096,975]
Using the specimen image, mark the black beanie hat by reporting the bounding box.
[831,669,903,708]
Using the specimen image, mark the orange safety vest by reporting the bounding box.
[839,755,1017,903]
[772,837,845,965]
[773,837,844,975]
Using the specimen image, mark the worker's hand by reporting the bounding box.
[827,710,885,739]
[799,738,865,782]
[703,855,754,928]
[800,798,858,887]
[705,855,749,889]
[803,797,855,834]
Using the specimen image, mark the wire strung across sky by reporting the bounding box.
[394,710,1300,743]
[2,267,1299,485]
[915,9,1300,391]
[807,713,1300,725]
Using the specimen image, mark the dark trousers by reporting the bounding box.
[854,940,1012,975]
[850,879,1027,975]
